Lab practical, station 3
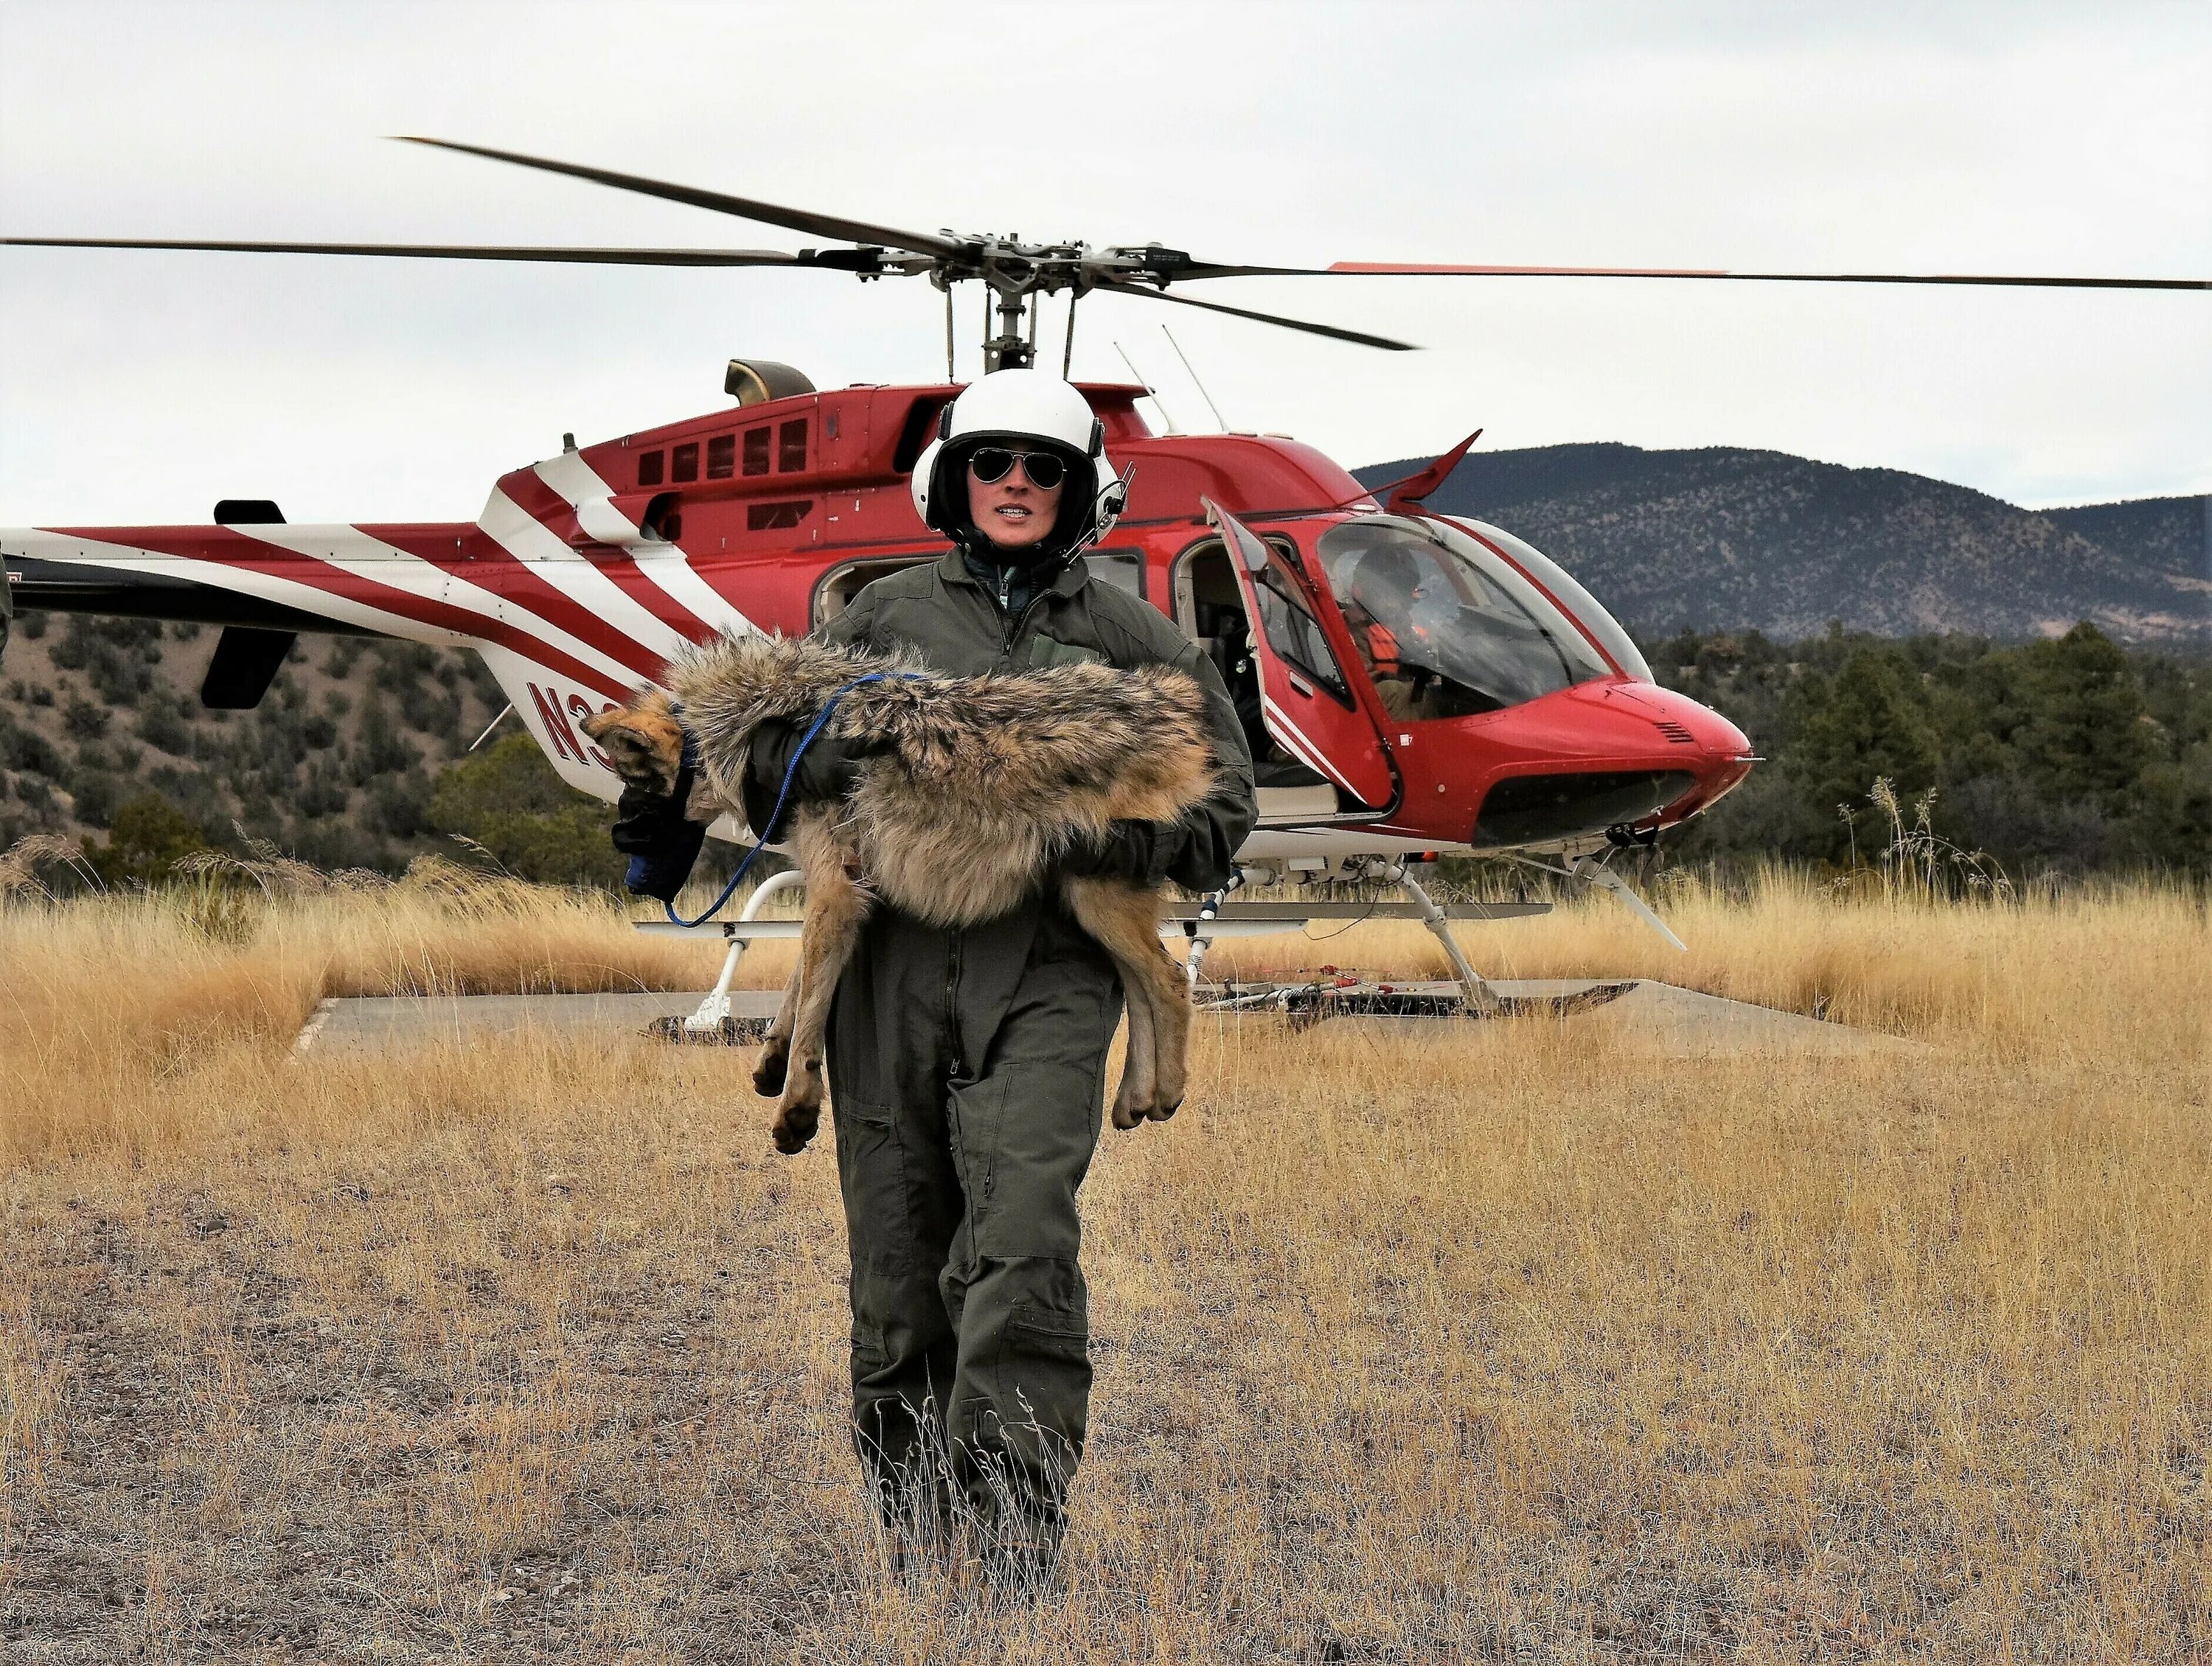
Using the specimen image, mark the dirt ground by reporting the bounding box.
[2,874,2206,1662]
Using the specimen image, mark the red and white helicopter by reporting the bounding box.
[4,141,2198,1020]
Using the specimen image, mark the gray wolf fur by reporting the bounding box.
[583,634,1217,1154]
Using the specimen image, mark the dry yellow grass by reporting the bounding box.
[1,871,2205,1662]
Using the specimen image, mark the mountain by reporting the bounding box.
[1352,445,2211,646]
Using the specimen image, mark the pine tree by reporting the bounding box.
[2016,624,2149,805]
[1787,646,1941,858]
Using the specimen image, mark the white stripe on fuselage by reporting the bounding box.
[2,529,472,645]
[1259,694,1360,798]
[474,487,707,663]
[234,523,650,689]
[513,456,758,641]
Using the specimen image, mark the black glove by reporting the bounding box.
[1062,819,1178,886]
[741,717,891,840]
[611,735,709,902]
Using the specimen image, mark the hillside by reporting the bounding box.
[1354,445,2210,646]
[0,612,511,865]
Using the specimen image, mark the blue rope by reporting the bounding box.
[663,672,909,929]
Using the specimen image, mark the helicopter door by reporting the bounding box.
[1204,500,1395,809]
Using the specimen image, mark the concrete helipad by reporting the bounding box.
[293,980,1913,1059]
[1285,977,1920,1056]
[292,990,782,1055]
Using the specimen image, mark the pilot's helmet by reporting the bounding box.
[911,370,1128,559]
[1347,543,1422,616]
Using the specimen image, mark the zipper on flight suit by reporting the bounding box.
[945,930,963,1080]
[1002,590,1053,670]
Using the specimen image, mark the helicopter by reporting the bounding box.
[3,140,2199,1021]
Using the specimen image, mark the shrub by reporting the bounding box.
[80,795,214,887]
[70,772,127,830]
[2,716,67,781]
[429,733,625,887]
[136,692,194,756]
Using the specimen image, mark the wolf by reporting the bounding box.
[582,635,1218,1156]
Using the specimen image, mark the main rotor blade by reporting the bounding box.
[0,235,813,266]
[1313,261,2208,292]
[396,137,964,259]
[1096,277,1416,351]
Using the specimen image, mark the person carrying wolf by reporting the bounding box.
[613,369,1258,1566]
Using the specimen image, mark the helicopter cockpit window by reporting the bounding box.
[637,450,664,488]
[742,428,771,475]
[706,434,736,480]
[1315,517,1609,719]
[672,442,700,484]
[778,419,809,472]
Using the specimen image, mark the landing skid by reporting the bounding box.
[1172,866,1545,1016]
[632,869,1557,1043]
[637,868,805,1044]
[1194,977,1635,1028]
[1169,890,1547,1014]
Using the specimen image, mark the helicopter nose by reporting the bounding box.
[1646,688,1755,804]
[1585,680,1755,805]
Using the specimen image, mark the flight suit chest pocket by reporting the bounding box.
[1020,635,1107,672]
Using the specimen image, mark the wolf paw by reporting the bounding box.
[1145,1095,1183,1122]
[771,1101,820,1155]
[752,1044,790,1098]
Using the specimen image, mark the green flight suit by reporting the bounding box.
[743,547,1258,1542]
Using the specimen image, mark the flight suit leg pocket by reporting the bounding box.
[833,1098,914,1277]
[961,1061,1100,1263]
[1005,1294,1090,1369]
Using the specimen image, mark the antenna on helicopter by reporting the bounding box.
[1161,325,1228,432]
[1114,341,1181,434]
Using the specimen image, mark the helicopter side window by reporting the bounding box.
[1085,549,1143,597]
[637,450,665,488]
[747,500,813,531]
[815,554,938,625]
[1247,562,1354,707]
[706,434,736,479]
[641,493,681,543]
[742,428,771,475]
[1172,539,1327,789]
[778,419,809,472]
[672,442,699,484]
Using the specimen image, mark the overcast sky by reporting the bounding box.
[2,0,2205,529]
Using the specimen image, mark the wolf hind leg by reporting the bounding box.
[1063,876,1184,1128]
[752,963,801,1097]
[771,823,872,1155]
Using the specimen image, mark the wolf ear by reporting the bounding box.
[582,694,687,797]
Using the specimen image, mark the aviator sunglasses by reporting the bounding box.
[967,446,1068,490]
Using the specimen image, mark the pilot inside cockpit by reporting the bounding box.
[1338,541,1444,721]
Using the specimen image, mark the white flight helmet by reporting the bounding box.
[911,369,1129,559]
